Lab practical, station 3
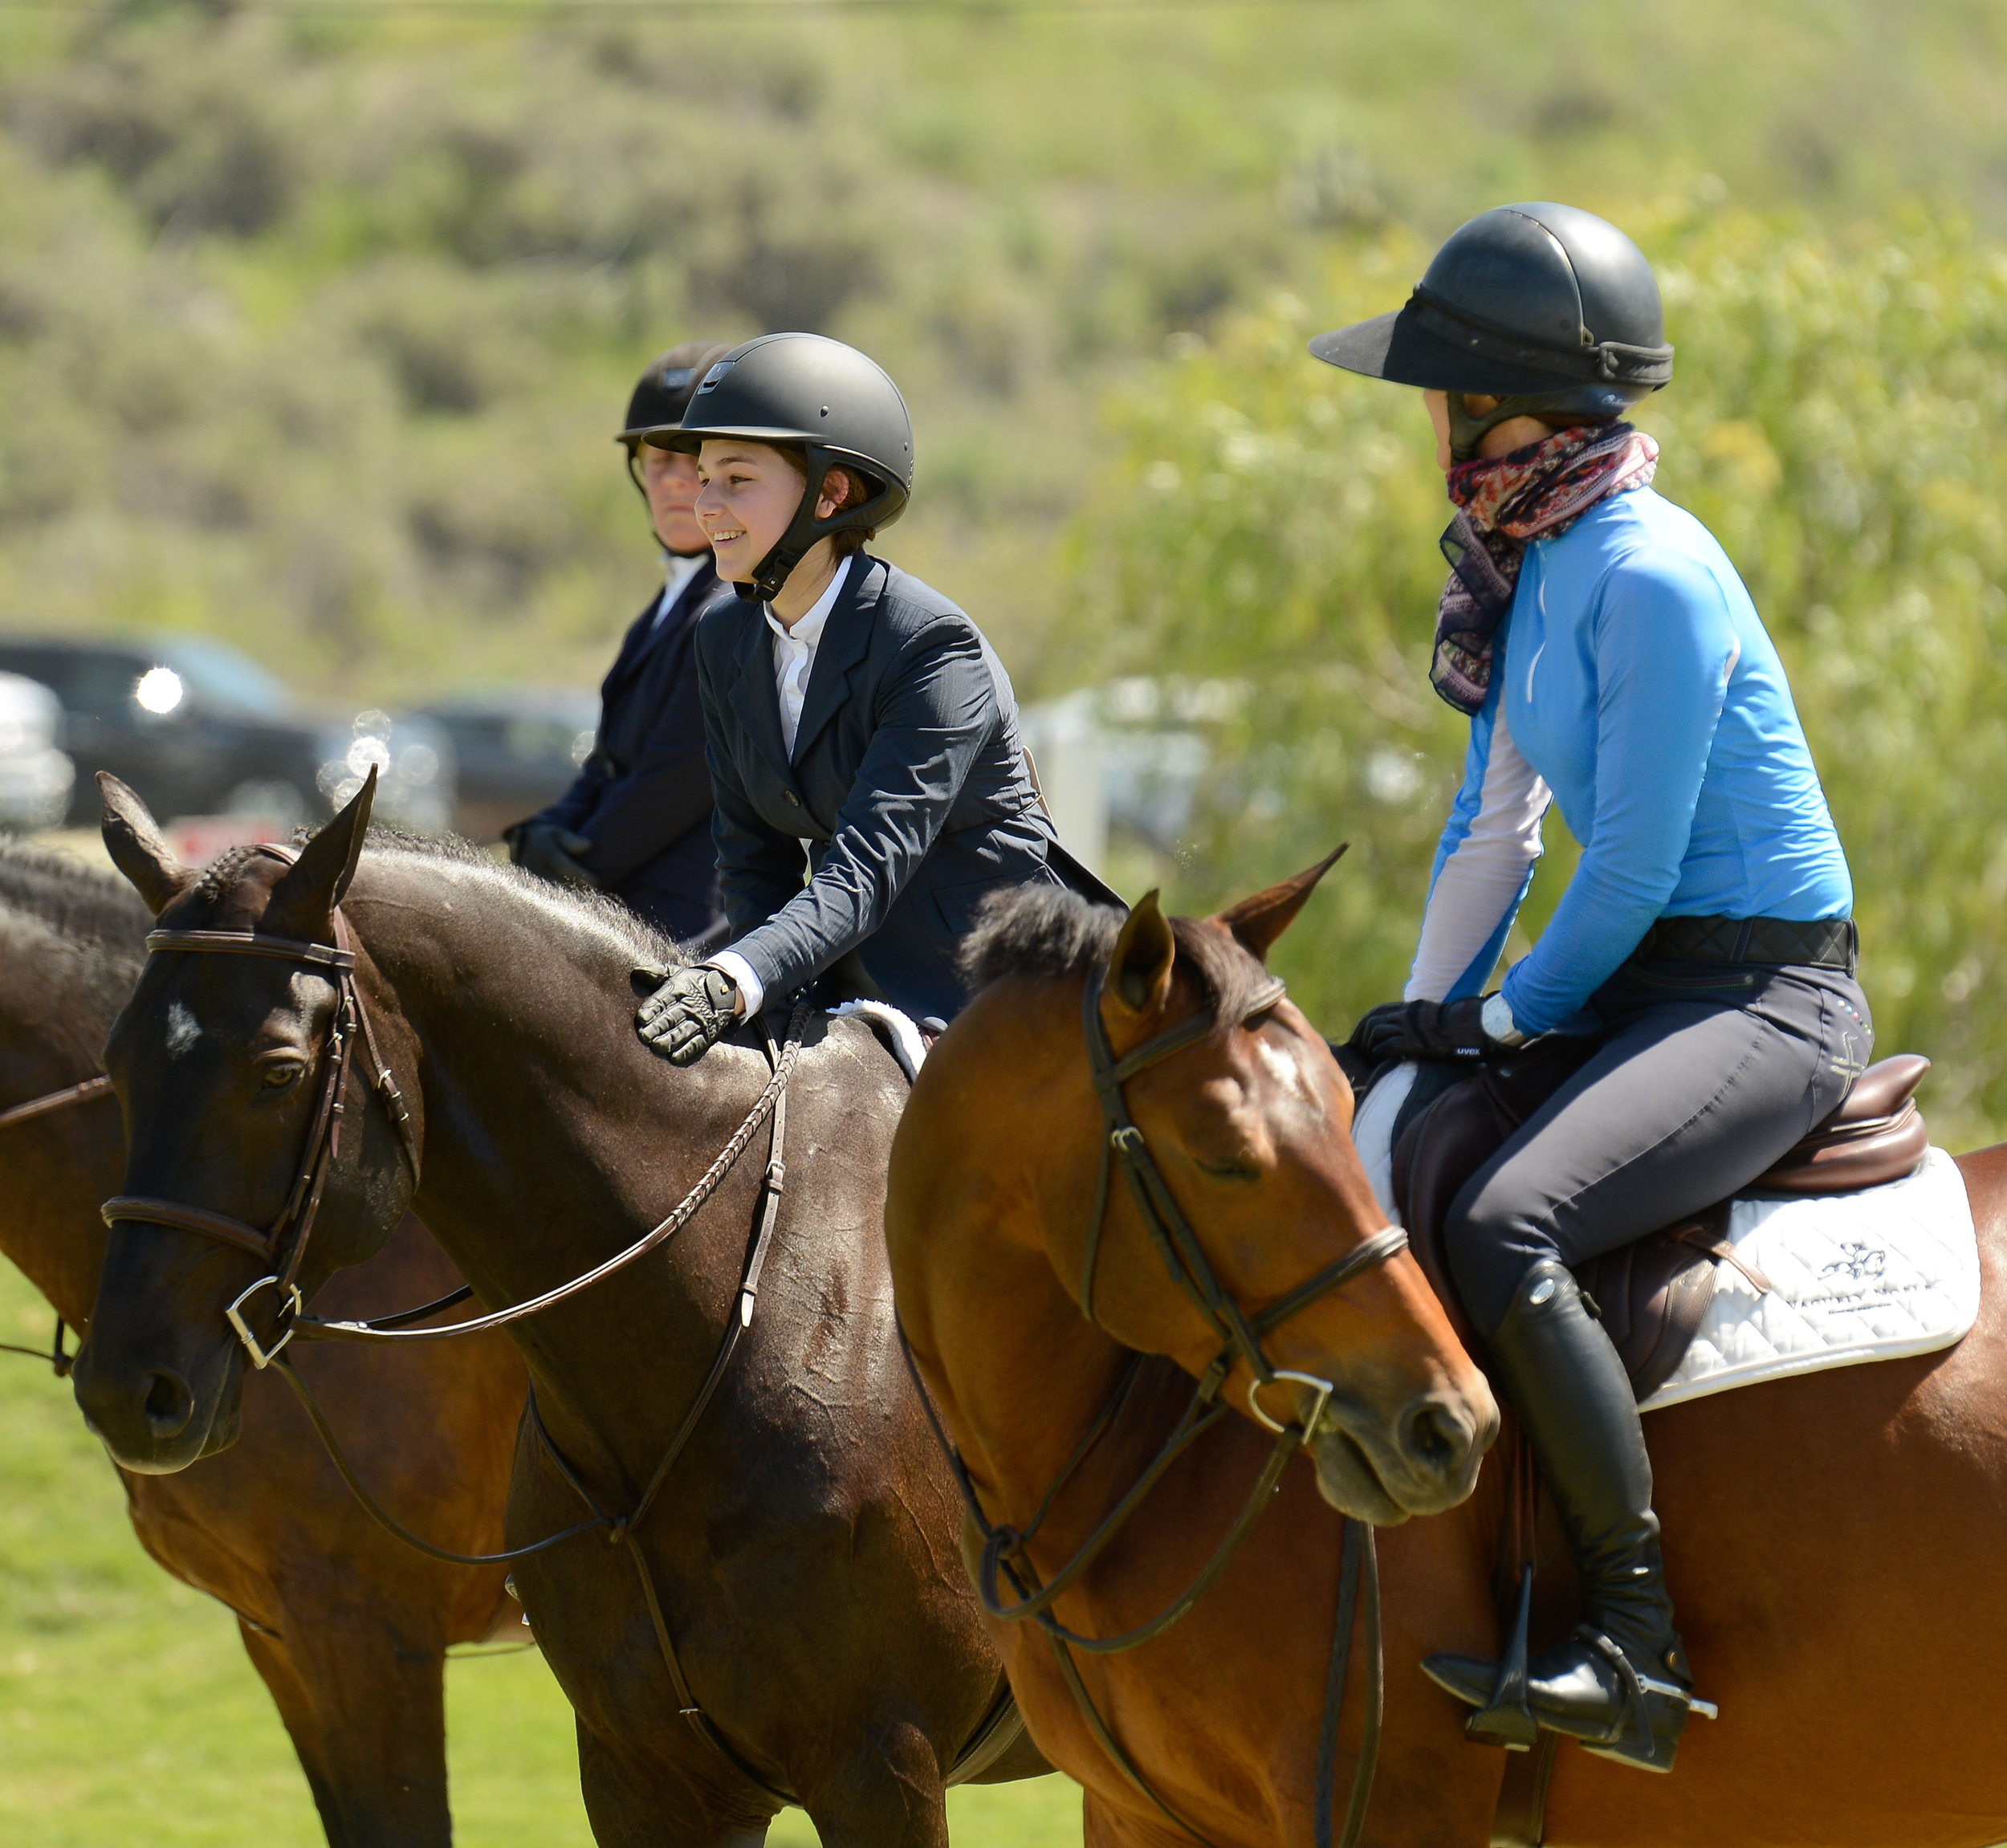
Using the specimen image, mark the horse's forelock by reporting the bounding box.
[959,885,1272,1030]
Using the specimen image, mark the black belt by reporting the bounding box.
[1632,914,1856,975]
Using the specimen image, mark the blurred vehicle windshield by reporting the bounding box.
[153,636,295,718]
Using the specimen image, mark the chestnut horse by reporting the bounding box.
[0,841,526,1848]
[73,775,1048,1848]
[888,863,1500,1847]
[887,872,2007,1847]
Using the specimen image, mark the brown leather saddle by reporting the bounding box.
[1391,1046,1932,1400]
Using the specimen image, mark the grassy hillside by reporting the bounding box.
[0,0,2001,700]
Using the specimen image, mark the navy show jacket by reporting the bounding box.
[697,553,1116,1022]
[532,558,731,951]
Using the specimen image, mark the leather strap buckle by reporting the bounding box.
[225,1274,305,1370]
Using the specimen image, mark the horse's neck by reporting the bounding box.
[351,861,770,1459]
[0,914,132,1325]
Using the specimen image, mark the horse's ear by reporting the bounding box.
[99,772,193,917]
[1102,889,1177,1026]
[266,768,376,934]
[1214,844,1348,964]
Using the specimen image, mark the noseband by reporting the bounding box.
[100,848,421,1368]
[901,968,1408,1848]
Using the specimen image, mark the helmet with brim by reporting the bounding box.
[645,332,914,601]
[1309,202,1673,458]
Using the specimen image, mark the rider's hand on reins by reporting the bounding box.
[637,965,741,1066]
[1347,995,1504,1066]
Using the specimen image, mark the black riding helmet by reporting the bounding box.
[620,340,733,541]
[1309,202,1674,462]
[645,332,913,603]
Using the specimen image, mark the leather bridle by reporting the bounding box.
[902,969,1408,1848]
[1080,970,1410,1435]
[99,847,421,1369]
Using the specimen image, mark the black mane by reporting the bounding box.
[0,839,153,963]
[959,885,1274,1027]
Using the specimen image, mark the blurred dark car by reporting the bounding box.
[409,687,598,844]
[0,633,454,832]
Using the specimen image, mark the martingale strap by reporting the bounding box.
[902,967,1407,1848]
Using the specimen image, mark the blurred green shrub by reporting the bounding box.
[1063,206,2007,1143]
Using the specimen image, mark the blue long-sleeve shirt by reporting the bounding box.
[1404,486,1852,1036]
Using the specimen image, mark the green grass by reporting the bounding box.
[0,1260,1077,1844]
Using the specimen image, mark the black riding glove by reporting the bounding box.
[636,965,741,1066]
[1346,995,1498,1067]
[508,820,601,890]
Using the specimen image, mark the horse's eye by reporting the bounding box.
[260,1063,305,1093]
[1195,1156,1259,1182]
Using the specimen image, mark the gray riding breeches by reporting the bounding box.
[1444,959,1874,1338]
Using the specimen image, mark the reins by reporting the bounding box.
[0,1069,115,1374]
[0,1072,113,1131]
[900,969,1407,1848]
[100,881,815,1805]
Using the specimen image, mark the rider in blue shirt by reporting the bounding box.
[1313,204,1869,1773]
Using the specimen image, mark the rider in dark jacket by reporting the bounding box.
[631,333,1115,1060]
[507,342,734,952]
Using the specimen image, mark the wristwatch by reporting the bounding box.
[1480,991,1528,1050]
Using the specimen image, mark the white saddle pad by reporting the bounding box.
[1641,1146,1979,1412]
[828,999,929,1082]
[1349,1067,1980,1411]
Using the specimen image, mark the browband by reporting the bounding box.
[145,929,354,970]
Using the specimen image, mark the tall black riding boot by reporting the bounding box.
[1421,1260,1708,1772]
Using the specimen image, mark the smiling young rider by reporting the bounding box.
[632,333,1115,1065]
[1313,203,1868,1772]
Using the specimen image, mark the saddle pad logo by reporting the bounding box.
[1642,1147,1978,1414]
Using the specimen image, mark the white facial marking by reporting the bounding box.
[164,1000,202,1057]
[1256,1037,1309,1104]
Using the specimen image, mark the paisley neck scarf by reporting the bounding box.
[1430,422,1659,714]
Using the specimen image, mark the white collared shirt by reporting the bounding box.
[767,555,852,758]
[707,556,854,1016]
[649,552,706,633]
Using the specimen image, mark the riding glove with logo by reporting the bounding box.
[1348,994,1525,1068]
[507,820,601,890]
[637,964,741,1065]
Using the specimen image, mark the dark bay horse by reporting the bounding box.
[73,775,1048,1848]
[0,841,527,1848]
[888,872,2007,1846]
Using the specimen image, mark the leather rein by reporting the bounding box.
[902,970,1407,1848]
[0,1070,116,1374]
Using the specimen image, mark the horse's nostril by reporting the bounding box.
[142,1370,194,1440]
[1402,1400,1467,1475]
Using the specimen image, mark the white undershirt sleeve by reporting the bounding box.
[1405,705,1550,1003]
[707,950,764,1017]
